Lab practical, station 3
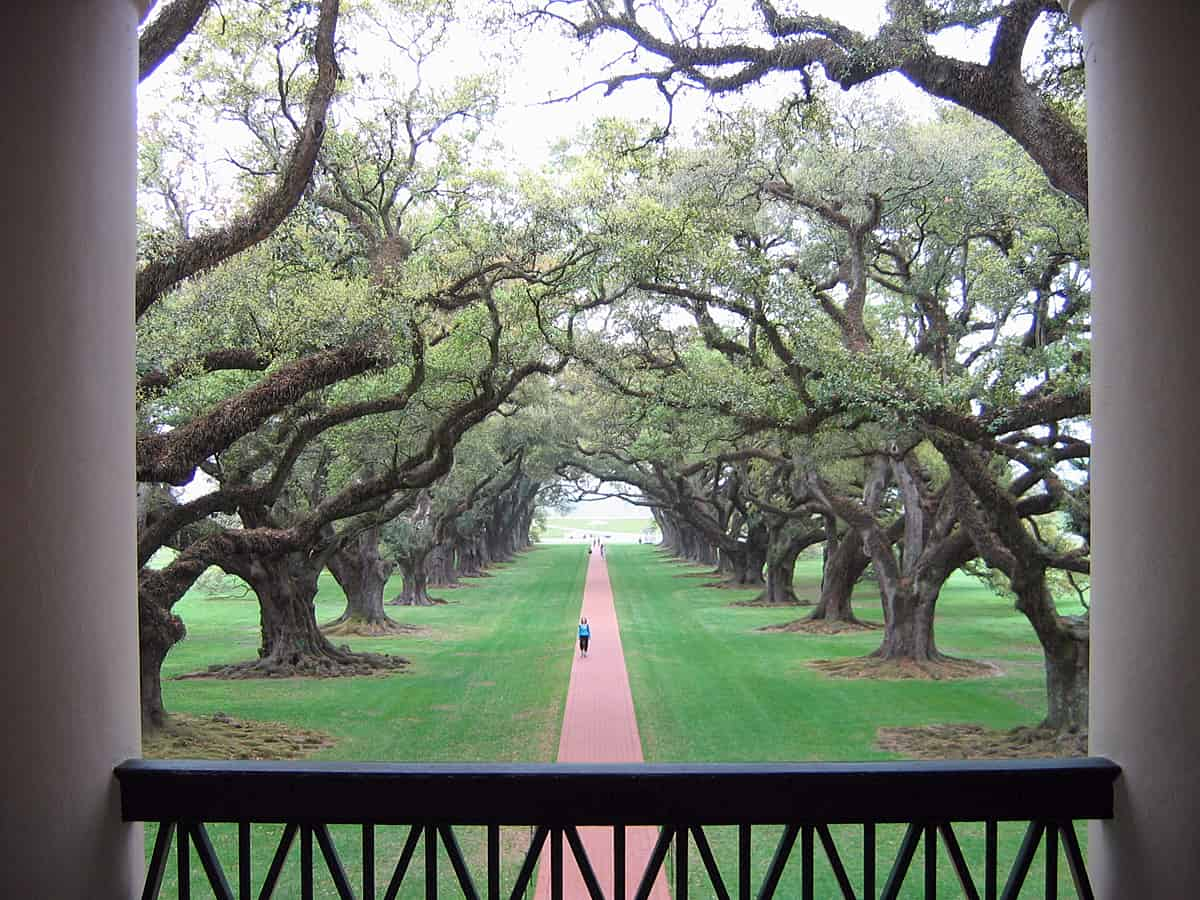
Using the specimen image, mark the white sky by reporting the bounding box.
[471,0,1012,167]
[138,0,1016,213]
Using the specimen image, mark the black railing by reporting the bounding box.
[115,757,1120,900]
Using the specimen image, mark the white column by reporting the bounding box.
[1068,0,1200,894]
[0,2,143,895]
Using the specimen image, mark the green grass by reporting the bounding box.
[149,541,1086,897]
[151,544,587,897]
[162,551,584,761]
[607,543,1084,897]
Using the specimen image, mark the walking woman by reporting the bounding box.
[578,617,591,657]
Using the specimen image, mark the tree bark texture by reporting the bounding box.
[809,455,973,663]
[426,541,458,587]
[458,537,485,577]
[715,544,765,588]
[391,549,439,606]
[195,551,406,677]
[139,0,209,82]
[755,523,824,605]
[137,559,204,729]
[935,436,1091,731]
[325,527,405,634]
[135,0,341,318]
[807,527,871,625]
[1043,621,1090,732]
[869,579,943,661]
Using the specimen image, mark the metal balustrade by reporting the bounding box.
[115,757,1119,900]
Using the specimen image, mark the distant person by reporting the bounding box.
[600,543,606,559]
[578,617,591,657]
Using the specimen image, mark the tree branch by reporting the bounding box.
[139,0,210,82]
[136,0,341,319]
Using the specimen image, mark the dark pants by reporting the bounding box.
[579,636,590,653]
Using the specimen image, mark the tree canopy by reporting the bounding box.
[133,0,1092,734]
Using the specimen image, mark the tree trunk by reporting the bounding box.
[487,498,515,562]
[1043,623,1090,732]
[458,537,484,577]
[715,544,765,588]
[811,458,970,663]
[753,524,822,605]
[250,554,337,666]
[759,557,802,604]
[654,510,679,554]
[324,527,404,635]
[745,520,769,581]
[934,441,1091,732]
[679,525,717,566]
[1016,581,1090,732]
[869,581,942,661]
[391,549,441,606]
[427,541,457,587]
[514,490,537,549]
[139,601,182,731]
[807,529,870,625]
[716,545,735,577]
[199,551,405,677]
[137,558,203,730]
[476,532,493,570]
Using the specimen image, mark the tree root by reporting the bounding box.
[733,597,813,608]
[759,617,880,633]
[143,712,337,759]
[809,655,1000,680]
[178,648,408,680]
[321,615,424,637]
[876,723,1086,759]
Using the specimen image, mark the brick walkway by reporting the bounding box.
[533,549,670,900]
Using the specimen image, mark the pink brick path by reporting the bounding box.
[533,550,670,900]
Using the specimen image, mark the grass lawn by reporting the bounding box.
[148,541,1086,897]
[150,544,585,897]
[607,543,1087,897]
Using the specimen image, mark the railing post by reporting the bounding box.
[1045,822,1059,900]
[674,824,688,900]
[364,824,376,900]
[863,823,875,899]
[551,826,563,900]
[985,821,997,900]
[614,824,626,900]
[487,824,499,900]
[425,825,438,900]
[801,825,814,900]
[239,823,251,900]
[177,823,191,900]
[302,825,314,900]
[738,824,751,900]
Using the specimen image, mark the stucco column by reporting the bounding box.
[0,2,143,895]
[1067,0,1200,894]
